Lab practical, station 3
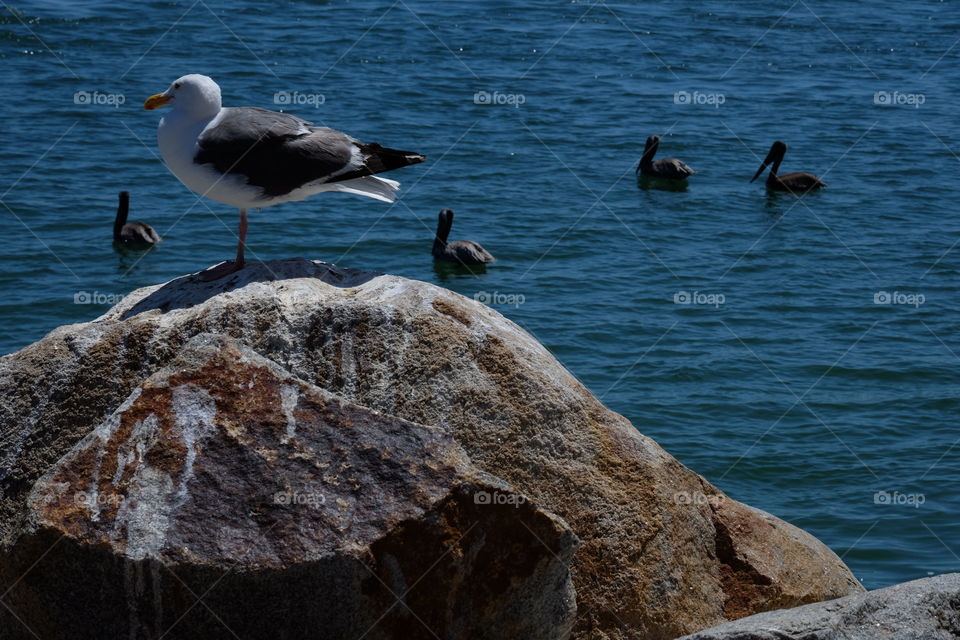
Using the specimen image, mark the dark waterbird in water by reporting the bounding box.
[113,191,161,247]
[637,135,695,180]
[751,141,826,193]
[432,208,494,265]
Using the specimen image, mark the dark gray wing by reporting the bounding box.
[121,222,161,245]
[445,240,495,264]
[194,107,357,197]
[776,172,826,192]
[652,158,695,179]
[195,107,426,198]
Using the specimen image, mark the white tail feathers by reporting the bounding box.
[326,176,400,203]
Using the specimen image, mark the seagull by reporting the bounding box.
[637,135,695,180]
[432,208,494,265]
[144,74,425,280]
[113,190,161,247]
[750,141,825,193]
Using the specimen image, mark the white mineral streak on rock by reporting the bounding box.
[123,556,145,638]
[171,384,217,509]
[113,414,158,487]
[88,388,157,521]
[114,466,175,560]
[338,330,357,398]
[111,384,215,560]
[280,383,298,444]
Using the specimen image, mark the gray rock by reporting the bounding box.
[677,573,960,640]
[0,259,864,639]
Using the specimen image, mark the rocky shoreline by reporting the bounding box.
[1,259,870,638]
[679,573,960,640]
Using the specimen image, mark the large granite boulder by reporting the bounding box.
[677,573,960,639]
[0,259,863,639]
[5,333,577,640]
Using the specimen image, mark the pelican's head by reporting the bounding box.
[435,208,455,243]
[144,74,221,120]
[769,140,787,157]
[751,140,788,182]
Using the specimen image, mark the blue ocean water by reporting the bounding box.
[1,0,958,590]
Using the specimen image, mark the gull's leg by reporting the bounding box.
[199,208,249,281]
[235,208,248,267]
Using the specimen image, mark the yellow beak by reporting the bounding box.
[144,93,172,110]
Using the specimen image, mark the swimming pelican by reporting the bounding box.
[144,74,425,280]
[750,141,825,192]
[637,135,695,180]
[113,191,161,247]
[432,208,494,265]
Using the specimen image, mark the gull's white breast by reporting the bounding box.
[157,109,267,209]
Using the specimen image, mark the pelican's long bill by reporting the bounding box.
[750,158,770,183]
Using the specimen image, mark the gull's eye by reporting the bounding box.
[174,82,181,89]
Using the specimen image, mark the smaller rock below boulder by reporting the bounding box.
[677,573,960,640]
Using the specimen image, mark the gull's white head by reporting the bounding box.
[144,74,221,119]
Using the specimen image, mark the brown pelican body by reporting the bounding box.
[113,191,161,247]
[637,135,695,180]
[751,141,825,193]
[432,208,494,265]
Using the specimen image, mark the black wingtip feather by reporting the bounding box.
[361,143,426,174]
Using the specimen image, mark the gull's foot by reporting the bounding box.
[198,261,244,282]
